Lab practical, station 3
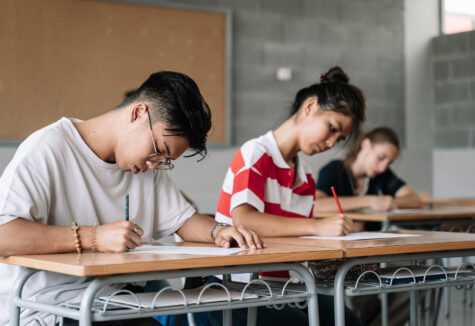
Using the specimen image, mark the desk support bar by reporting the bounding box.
[75,262,318,326]
[9,268,36,326]
[333,249,475,326]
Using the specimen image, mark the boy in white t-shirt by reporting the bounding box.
[0,71,262,326]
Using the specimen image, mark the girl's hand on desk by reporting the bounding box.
[368,195,395,211]
[214,225,263,250]
[314,214,354,236]
[96,221,143,252]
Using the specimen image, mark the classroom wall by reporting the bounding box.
[432,30,475,148]
[166,0,406,144]
[433,149,475,198]
[0,0,439,213]
[430,29,475,198]
[404,0,438,150]
[166,0,409,211]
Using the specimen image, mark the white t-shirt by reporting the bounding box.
[0,118,195,325]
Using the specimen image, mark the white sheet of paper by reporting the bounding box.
[100,287,258,308]
[301,232,420,241]
[125,245,246,256]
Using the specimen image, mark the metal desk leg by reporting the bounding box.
[80,277,109,326]
[9,268,36,326]
[187,313,196,326]
[223,309,232,326]
[429,288,443,326]
[334,261,353,326]
[247,307,257,326]
[381,292,388,326]
[444,284,451,317]
[247,272,258,326]
[290,263,319,326]
[410,290,419,326]
[421,290,429,325]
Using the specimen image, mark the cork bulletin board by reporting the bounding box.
[0,0,231,144]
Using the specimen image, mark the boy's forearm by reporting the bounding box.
[0,218,85,256]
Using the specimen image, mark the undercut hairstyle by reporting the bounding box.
[289,66,366,140]
[118,71,212,160]
[344,127,401,167]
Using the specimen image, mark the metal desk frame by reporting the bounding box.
[9,262,319,326]
[333,249,475,326]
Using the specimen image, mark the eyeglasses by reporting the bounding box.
[146,110,174,170]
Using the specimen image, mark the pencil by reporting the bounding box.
[125,194,129,221]
[330,186,344,214]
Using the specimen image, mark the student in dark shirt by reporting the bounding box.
[315,127,424,326]
[315,127,423,230]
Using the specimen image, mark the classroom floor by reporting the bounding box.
[434,287,474,326]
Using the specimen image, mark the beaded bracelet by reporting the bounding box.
[210,222,231,240]
[91,223,97,252]
[71,222,82,254]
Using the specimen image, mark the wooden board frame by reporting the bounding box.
[0,0,233,146]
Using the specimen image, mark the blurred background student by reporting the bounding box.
[314,126,423,232]
[314,126,424,326]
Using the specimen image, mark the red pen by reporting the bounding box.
[330,186,344,214]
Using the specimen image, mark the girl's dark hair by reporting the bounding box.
[290,66,366,139]
[119,71,212,160]
[344,127,401,166]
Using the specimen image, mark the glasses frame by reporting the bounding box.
[146,110,174,171]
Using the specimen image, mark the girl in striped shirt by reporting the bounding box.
[213,66,367,326]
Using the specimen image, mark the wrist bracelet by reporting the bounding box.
[71,222,82,254]
[91,223,97,252]
[210,222,231,240]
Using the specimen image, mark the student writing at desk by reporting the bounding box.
[314,126,424,231]
[215,67,366,326]
[0,71,261,326]
[314,127,423,326]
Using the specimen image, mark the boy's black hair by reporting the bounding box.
[120,71,212,160]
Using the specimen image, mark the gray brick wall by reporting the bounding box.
[166,0,405,145]
[432,30,475,148]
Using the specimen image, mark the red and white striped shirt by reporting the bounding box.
[216,131,316,224]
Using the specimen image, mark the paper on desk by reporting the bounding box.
[301,232,420,241]
[100,287,258,308]
[125,245,246,255]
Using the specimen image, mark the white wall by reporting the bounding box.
[404,0,439,149]
[433,149,475,198]
[0,147,18,173]
[402,0,440,196]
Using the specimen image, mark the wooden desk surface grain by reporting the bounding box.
[316,207,475,222]
[0,242,342,277]
[428,198,475,208]
[265,230,475,258]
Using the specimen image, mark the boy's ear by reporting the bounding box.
[130,103,148,122]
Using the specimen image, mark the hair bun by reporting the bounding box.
[320,66,350,84]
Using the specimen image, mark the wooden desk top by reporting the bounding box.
[427,198,475,208]
[0,242,342,277]
[265,230,475,258]
[316,207,475,222]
